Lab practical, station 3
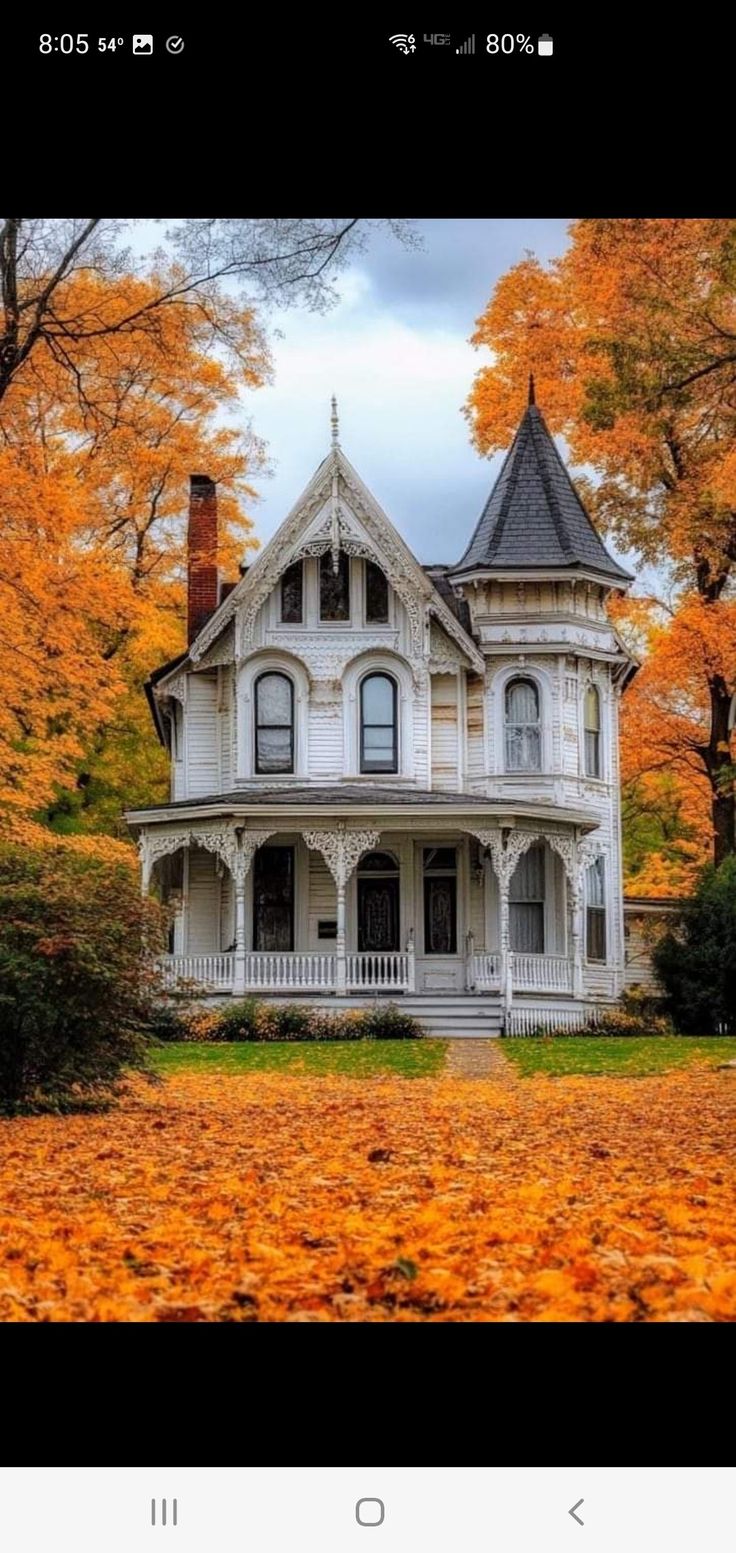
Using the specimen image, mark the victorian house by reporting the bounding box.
[127,387,636,1034]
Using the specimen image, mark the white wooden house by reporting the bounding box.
[127,386,637,1034]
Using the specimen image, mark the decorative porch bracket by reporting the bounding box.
[139,822,240,896]
[303,824,381,993]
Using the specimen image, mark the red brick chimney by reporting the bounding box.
[187,474,219,644]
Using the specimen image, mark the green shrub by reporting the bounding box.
[356,1002,425,1040]
[208,998,262,1042]
[169,998,425,1042]
[0,841,166,1115]
[142,999,193,1043]
[654,858,736,1033]
[585,1007,673,1038]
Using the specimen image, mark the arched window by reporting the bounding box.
[586,856,606,962]
[360,673,398,773]
[505,678,541,772]
[584,685,601,777]
[254,672,294,774]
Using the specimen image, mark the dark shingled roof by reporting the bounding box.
[423,566,473,635]
[454,401,632,583]
[129,784,507,815]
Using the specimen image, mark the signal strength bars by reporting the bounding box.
[455,34,475,52]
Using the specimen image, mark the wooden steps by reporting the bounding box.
[258,992,503,1038]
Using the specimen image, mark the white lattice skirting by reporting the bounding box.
[506,1003,615,1036]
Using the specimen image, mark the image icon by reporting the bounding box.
[132,34,154,53]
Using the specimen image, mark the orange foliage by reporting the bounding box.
[467,220,736,871]
[0,268,269,817]
[2,1064,736,1321]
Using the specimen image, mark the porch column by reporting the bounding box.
[233,875,248,995]
[571,878,584,999]
[232,829,276,995]
[335,879,348,993]
[407,928,416,992]
[480,829,540,1031]
[303,824,381,995]
[547,833,587,999]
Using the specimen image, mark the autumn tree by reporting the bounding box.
[0,218,414,830]
[466,220,736,867]
[0,263,268,821]
[0,218,414,409]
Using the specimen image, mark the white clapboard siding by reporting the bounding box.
[624,916,663,991]
[220,868,235,952]
[412,675,430,785]
[307,851,337,951]
[186,848,220,954]
[308,697,343,780]
[431,673,459,789]
[186,673,219,797]
[219,666,232,791]
[466,673,485,784]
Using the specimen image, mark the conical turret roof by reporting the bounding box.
[454,384,632,584]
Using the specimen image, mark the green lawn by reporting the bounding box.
[502,1035,736,1078]
[153,1035,736,1081]
[153,1039,449,1078]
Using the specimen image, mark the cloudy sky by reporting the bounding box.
[133,218,605,563]
[249,218,571,561]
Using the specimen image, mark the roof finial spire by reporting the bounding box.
[528,371,536,407]
[331,394,339,449]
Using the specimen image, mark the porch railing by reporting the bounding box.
[470,951,501,989]
[510,952,572,994]
[346,952,411,991]
[242,952,337,991]
[155,954,235,992]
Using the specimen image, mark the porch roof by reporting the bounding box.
[125,783,600,832]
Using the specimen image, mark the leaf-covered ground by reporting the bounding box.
[2,1050,736,1321]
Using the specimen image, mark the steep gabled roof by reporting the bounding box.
[454,390,632,585]
[188,437,484,672]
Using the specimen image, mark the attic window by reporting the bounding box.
[365,560,389,623]
[281,561,303,624]
[320,551,350,621]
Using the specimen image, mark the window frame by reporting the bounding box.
[319,549,351,622]
[509,841,546,954]
[584,684,602,779]
[585,855,607,963]
[360,672,398,775]
[254,670,295,775]
[364,559,390,624]
[504,676,542,773]
[280,559,304,625]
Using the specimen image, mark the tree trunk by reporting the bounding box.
[708,674,735,866]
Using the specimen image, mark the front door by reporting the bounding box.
[253,845,294,951]
[417,843,464,991]
[357,876,400,952]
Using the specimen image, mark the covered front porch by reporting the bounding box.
[132,792,617,1020]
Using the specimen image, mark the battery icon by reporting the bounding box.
[538,33,553,53]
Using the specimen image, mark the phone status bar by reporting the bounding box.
[388,32,554,55]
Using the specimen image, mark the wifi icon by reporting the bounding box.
[389,33,416,52]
